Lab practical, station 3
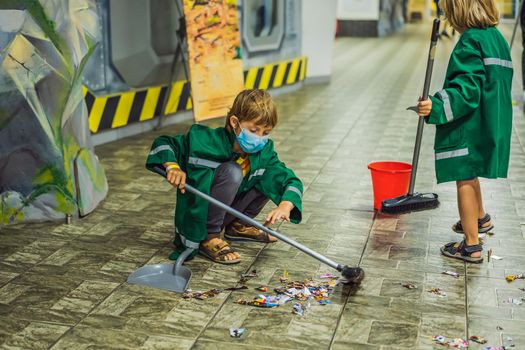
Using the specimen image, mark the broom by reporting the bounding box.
[381,19,441,214]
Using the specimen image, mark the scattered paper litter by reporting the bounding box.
[280,270,289,282]
[229,327,246,338]
[491,255,504,260]
[183,289,222,300]
[505,274,524,282]
[292,303,305,316]
[235,276,337,313]
[292,298,312,317]
[224,286,248,291]
[442,271,460,278]
[278,295,292,305]
[401,283,417,290]
[469,335,487,344]
[240,270,257,278]
[503,297,523,305]
[428,288,447,297]
[239,269,258,283]
[433,335,468,348]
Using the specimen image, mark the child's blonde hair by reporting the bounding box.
[440,0,499,29]
[226,89,277,128]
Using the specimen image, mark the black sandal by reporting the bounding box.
[440,240,483,263]
[452,213,494,234]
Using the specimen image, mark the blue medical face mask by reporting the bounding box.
[235,122,269,153]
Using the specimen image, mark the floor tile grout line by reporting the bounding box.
[327,29,431,350]
[46,238,174,349]
[327,211,378,350]
[4,231,81,288]
[2,214,154,290]
[463,261,469,344]
[189,226,284,349]
[323,32,424,350]
[189,32,392,348]
[46,284,124,349]
[357,212,378,267]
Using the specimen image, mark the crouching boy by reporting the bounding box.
[146,89,303,264]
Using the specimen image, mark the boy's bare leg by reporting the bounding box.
[457,179,482,258]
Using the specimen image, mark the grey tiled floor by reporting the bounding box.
[1,23,525,349]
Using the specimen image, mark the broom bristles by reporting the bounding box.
[381,193,439,214]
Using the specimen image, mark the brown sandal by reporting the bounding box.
[199,239,241,264]
[224,220,277,243]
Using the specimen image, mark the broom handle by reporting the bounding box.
[408,19,440,195]
[510,0,523,50]
[153,167,342,271]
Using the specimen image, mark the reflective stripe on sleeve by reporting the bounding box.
[285,186,303,198]
[483,58,513,69]
[435,147,469,160]
[248,168,266,180]
[438,90,454,122]
[149,145,174,156]
[188,157,221,169]
[179,235,200,249]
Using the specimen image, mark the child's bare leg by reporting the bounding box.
[473,178,492,228]
[457,179,482,258]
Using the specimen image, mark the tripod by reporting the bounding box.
[156,0,192,130]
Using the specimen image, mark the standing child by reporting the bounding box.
[146,89,303,264]
[418,0,513,263]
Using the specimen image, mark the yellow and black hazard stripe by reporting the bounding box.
[84,82,192,133]
[85,56,306,133]
[244,56,307,90]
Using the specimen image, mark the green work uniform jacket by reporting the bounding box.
[427,26,513,184]
[145,124,303,258]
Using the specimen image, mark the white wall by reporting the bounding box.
[301,0,338,82]
[337,0,380,20]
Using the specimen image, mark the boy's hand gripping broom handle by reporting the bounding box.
[408,18,440,195]
[153,167,363,282]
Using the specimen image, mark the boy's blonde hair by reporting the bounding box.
[440,0,499,29]
[226,89,277,128]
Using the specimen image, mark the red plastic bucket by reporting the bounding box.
[368,161,412,211]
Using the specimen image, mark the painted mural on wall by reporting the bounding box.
[183,0,244,122]
[0,0,108,225]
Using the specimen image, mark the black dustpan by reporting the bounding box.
[382,19,441,214]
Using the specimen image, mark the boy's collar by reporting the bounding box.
[226,126,236,145]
